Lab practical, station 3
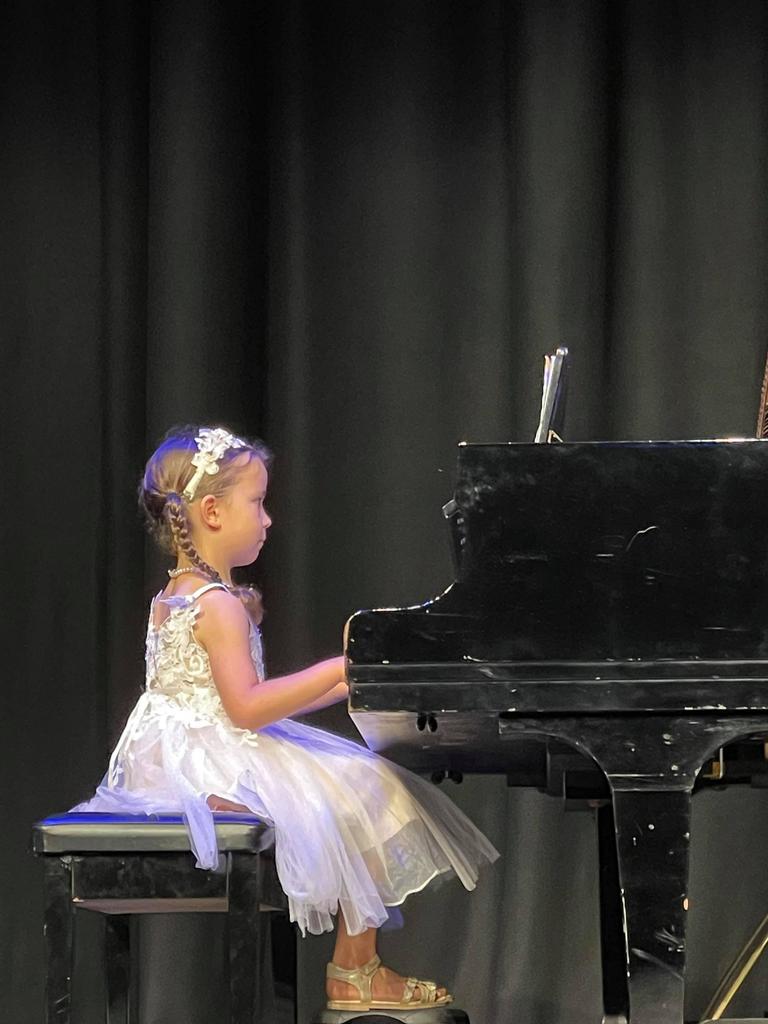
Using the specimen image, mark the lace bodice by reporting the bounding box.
[145,583,265,701]
[105,581,264,784]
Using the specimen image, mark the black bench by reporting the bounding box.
[32,811,296,1023]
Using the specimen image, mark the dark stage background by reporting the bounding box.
[4,1,768,1021]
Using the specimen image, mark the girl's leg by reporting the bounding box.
[331,910,377,968]
[207,795,250,811]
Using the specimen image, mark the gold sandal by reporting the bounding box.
[326,954,453,1011]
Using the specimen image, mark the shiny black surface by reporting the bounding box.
[348,440,768,672]
[346,441,768,1024]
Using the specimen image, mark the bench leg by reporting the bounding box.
[43,857,74,1024]
[270,910,297,1024]
[104,914,131,1023]
[228,853,267,1023]
[229,853,298,1023]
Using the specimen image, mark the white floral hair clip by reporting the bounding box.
[182,427,247,501]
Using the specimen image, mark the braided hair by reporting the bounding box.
[164,492,223,583]
[139,425,271,624]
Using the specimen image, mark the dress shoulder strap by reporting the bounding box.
[188,582,231,603]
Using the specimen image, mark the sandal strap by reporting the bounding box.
[326,954,381,1001]
[403,976,438,1004]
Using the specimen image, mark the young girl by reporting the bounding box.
[74,425,499,1012]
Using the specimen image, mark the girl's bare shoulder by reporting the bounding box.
[190,587,251,647]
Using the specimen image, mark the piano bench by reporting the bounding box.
[32,812,296,1024]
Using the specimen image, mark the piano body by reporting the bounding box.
[345,439,768,1024]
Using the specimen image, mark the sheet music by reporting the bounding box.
[534,347,568,443]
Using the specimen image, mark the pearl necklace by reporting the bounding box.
[167,566,233,589]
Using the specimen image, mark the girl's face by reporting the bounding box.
[218,455,272,566]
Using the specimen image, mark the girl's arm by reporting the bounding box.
[293,679,349,716]
[194,591,346,730]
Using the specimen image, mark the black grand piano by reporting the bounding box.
[344,361,768,1024]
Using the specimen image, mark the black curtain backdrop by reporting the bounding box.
[4,1,768,1021]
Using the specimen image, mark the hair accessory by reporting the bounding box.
[182,427,247,501]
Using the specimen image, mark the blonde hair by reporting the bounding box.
[139,425,271,623]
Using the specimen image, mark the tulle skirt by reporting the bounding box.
[73,700,499,936]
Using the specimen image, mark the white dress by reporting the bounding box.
[73,582,499,936]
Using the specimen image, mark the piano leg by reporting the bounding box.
[609,785,690,1024]
[499,713,767,1024]
[597,803,629,1023]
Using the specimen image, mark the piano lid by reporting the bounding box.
[346,439,768,670]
